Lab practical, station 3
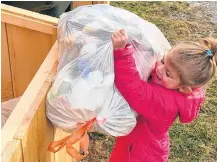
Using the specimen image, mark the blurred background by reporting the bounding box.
[1,1,72,17]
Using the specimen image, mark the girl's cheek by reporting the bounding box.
[161,78,167,87]
[162,80,168,88]
[162,78,171,89]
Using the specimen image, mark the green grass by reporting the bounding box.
[82,2,217,162]
[111,1,217,45]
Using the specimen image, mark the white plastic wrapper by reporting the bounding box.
[46,4,171,136]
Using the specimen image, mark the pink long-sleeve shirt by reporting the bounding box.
[109,45,205,162]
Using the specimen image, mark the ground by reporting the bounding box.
[81,2,217,162]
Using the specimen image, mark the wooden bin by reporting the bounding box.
[1,2,109,162]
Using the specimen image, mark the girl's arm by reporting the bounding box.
[114,45,160,119]
[114,45,178,120]
[112,30,174,122]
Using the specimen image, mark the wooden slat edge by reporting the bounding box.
[1,22,14,102]
[1,41,58,152]
[1,4,58,25]
[2,11,56,35]
[2,139,23,162]
[72,1,93,9]
[92,1,110,5]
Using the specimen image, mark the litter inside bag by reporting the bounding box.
[46,4,171,137]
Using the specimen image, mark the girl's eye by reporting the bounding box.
[166,72,169,77]
[166,71,171,77]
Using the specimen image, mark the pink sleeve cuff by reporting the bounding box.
[114,44,134,60]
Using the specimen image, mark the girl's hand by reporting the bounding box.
[111,29,128,50]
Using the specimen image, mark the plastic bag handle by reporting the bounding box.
[48,118,96,161]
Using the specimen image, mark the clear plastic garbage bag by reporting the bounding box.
[46,4,171,137]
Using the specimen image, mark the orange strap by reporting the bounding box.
[48,118,96,161]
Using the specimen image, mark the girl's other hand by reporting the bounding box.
[111,29,128,50]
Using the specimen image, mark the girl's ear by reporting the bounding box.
[179,86,192,94]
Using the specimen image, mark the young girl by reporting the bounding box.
[110,29,217,162]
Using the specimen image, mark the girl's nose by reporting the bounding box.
[157,62,163,70]
[156,64,165,77]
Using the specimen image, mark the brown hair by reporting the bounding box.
[170,37,217,86]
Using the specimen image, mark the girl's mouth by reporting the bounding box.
[152,62,163,85]
[155,70,162,81]
[152,69,162,85]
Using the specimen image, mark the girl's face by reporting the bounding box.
[152,48,181,89]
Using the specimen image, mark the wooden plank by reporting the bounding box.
[2,140,23,162]
[2,11,55,35]
[92,1,110,5]
[15,97,55,162]
[6,23,55,97]
[72,1,93,9]
[1,22,13,102]
[37,97,55,162]
[1,4,58,26]
[18,105,40,162]
[8,42,78,162]
[52,25,57,44]
[1,42,58,155]
[54,129,80,162]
